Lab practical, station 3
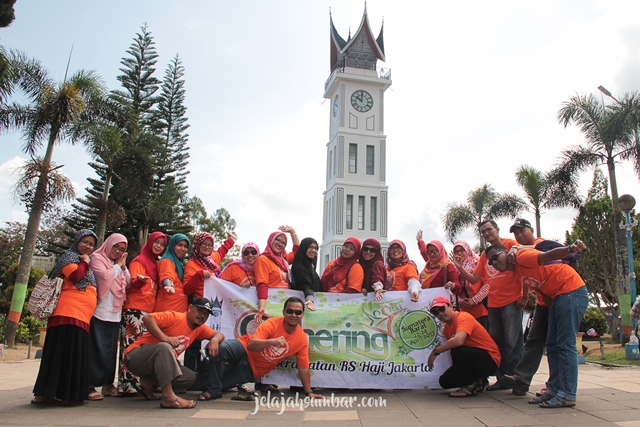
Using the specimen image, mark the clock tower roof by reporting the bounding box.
[329,8,385,72]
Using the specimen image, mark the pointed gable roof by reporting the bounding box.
[330,8,385,71]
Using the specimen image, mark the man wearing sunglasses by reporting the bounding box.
[427,296,500,398]
[197,296,323,401]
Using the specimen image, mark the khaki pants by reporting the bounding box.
[124,343,195,390]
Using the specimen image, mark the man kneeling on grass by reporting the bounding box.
[124,298,224,409]
[427,296,501,397]
[197,296,323,401]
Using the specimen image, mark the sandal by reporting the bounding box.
[536,387,548,397]
[198,392,222,401]
[485,380,507,391]
[88,392,104,401]
[255,383,278,392]
[231,389,256,401]
[133,383,160,401]
[160,398,197,409]
[449,384,477,398]
[528,392,555,404]
[538,396,576,408]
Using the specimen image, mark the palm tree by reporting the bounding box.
[442,184,526,248]
[0,50,106,346]
[515,165,582,237]
[552,91,640,341]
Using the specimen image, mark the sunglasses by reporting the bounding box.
[243,249,258,256]
[285,308,303,316]
[488,251,504,266]
[431,306,446,315]
[362,247,377,253]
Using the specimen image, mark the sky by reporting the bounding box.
[2,0,640,269]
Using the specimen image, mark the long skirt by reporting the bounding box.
[117,309,148,394]
[33,324,89,402]
[87,316,120,388]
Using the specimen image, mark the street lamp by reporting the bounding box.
[619,194,638,334]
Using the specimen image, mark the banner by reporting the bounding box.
[203,278,452,389]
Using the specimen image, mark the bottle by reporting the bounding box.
[630,332,639,346]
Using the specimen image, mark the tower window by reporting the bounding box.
[366,145,375,175]
[358,196,365,230]
[370,197,377,231]
[349,143,357,173]
[346,195,353,230]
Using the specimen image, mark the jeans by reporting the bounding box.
[545,286,588,402]
[199,340,255,394]
[513,304,549,390]
[488,302,524,381]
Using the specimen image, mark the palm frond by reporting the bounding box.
[442,203,475,243]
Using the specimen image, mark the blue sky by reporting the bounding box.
[2,0,640,267]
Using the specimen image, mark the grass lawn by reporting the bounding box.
[583,336,640,366]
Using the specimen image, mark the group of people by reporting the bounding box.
[30,218,588,410]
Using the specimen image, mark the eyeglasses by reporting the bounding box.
[112,246,126,254]
[431,306,446,315]
[285,308,303,316]
[362,247,376,253]
[453,247,466,255]
[153,241,167,248]
[480,227,495,235]
[308,246,319,251]
[200,243,213,248]
[274,239,287,246]
[488,251,504,266]
[427,249,439,255]
[389,246,402,252]
[243,249,258,256]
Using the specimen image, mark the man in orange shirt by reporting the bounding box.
[197,297,324,401]
[124,298,225,409]
[427,296,500,398]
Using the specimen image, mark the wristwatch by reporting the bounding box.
[434,348,440,356]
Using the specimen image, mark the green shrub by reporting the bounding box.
[15,315,46,343]
[0,262,46,316]
[583,307,608,336]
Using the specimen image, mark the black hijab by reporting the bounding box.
[291,237,322,294]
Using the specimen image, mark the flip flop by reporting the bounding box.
[88,392,104,401]
[198,392,222,401]
[231,390,256,401]
[160,399,197,409]
[449,384,477,398]
[538,396,576,408]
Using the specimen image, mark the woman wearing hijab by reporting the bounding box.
[87,233,131,400]
[291,237,322,310]
[154,234,190,313]
[449,239,489,329]
[321,237,363,293]
[254,226,299,323]
[417,236,460,289]
[184,231,236,299]
[358,238,387,301]
[219,242,260,288]
[386,239,421,302]
[117,231,167,396]
[32,229,98,406]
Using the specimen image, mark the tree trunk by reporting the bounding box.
[5,135,56,347]
[535,207,542,238]
[94,170,112,247]
[607,159,629,343]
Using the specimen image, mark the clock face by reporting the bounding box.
[333,95,339,117]
[350,90,373,113]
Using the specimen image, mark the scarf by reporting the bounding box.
[131,231,166,284]
[359,238,386,292]
[221,242,260,274]
[190,232,220,276]
[292,237,322,292]
[50,229,98,291]
[260,232,291,281]
[321,237,361,291]
[90,233,128,311]
[419,240,452,286]
[386,239,417,270]
[160,233,190,281]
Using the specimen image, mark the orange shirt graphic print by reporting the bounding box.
[261,341,290,362]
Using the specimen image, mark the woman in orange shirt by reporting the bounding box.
[154,234,190,313]
[219,242,260,288]
[32,229,98,406]
[386,239,421,302]
[448,240,489,330]
[321,237,364,293]
[117,231,167,396]
[254,226,299,323]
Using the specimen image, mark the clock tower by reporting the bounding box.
[320,8,392,272]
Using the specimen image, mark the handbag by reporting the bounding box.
[28,274,64,320]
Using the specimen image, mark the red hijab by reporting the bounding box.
[321,237,361,291]
[260,231,291,281]
[359,238,387,292]
[131,231,167,284]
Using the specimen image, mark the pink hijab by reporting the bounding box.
[419,240,451,287]
[90,233,128,312]
[260,232,291,277]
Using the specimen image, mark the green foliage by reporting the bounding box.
[0,262,46,316]
[15,315,46,343]
[0,0,16,28]
[583,307,609,336]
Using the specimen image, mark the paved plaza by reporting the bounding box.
[1,357,640,426]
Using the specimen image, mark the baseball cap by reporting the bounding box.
[430,296,450,313]
[510,218,532,232]
[192,297,214,315]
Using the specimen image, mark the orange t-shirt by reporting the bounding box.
[474,238,522,308]
[124,260,158,312]
[323,260,364,293]
[387,263,419,291]
[457,280,489,319]
[154,258,188,313]
[219,263,256,288]
[238,316,310,379]
[444,311,501,366]
[125,311,215,357]
[254,253,295,288]
[51,263,98,325]
[514,249,585,299]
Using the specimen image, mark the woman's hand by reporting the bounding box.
[255,309,267,324]
[305,300,316,311]
[79,254,90,264]
[136,274,150,282]
[449,251,462,268]
[444,281,456,292]
[416,230,423,241]
[226,230,236,241]
[116,252,128,268]
[375,289,385,301]
[410,290,419,302]
[361,288,368,296]
[203,271,211,279]
[279,225,295,234]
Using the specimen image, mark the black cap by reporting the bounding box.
[192,297,214,315]
[510,218,532,233]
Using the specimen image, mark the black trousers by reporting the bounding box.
[439,345,498,389]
